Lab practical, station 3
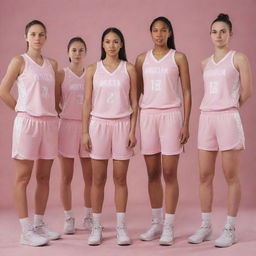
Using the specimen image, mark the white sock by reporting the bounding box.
[152,208,163,222]
[201,212,211,226]
[84,207,92,217]
[20,217,32,233]
[116,212,125,227]
[164,213,175,226]
[34,214,44,226]
[64,210,74,219]
[92,213,101,227]
[226,216,236,228]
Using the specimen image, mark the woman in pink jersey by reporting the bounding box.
[136,16,192,245]
[56,37,92,234]
[188,14,252,248]
[0,20,61,246]
[83,27,138,245]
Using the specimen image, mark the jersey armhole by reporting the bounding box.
[172,50,178,69]
[231,51,239,73]
[18,54,27,78]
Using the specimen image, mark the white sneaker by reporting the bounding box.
[215,224,236,248]
[139,220,163,241]
[20,228,48,247]
[116,225,131,245]
[83,216,93,231]
[159,225,174,246]
[188,224,213,244]
[64,217,75,234]
[34,222,61,240]
[88,225,103,246]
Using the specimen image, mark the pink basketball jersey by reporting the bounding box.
[140,49,181,109]
[200,50,240,111]
[91,60,132,118]
[60,67,85,120]
[15,54,57,116]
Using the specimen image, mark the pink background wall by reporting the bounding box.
[0,0,255,212]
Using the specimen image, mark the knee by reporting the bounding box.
[147,169,161,182]
[61,174,72,186]
[93,175,106,187]
[224,171,240,185]
[113,175,127,186]
[15,174,30,187]
[163,168,177,183]
[36,174,50,186]
[200,172,214,185]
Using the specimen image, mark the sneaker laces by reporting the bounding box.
[83,217,92,226]
[144,219,161,235]
[194,224,211,236]
[221,225,235,239]
[117,225,128,236]
[91,225,102,236]
[162,225,173,236]
[66,217,74,223]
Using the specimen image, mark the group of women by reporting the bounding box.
[0,13,252,249]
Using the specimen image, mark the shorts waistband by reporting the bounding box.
[60,118,81,122]
[140,107,181,115]
[200,108,238,115]
[17,112,58,121]
[90,116,130,123]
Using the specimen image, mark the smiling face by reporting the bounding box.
[68,41,86,64]
[210,21,232,48]
[102,32,123,57]
[25,24,46,50]
[151,20,171,47]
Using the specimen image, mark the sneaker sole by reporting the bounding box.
[140,233,162,241]
[118,240,132,246]
[188,233,213,244]
[64,231,75,235]
[88,241,102,246]
[215,241,236,248]
[20,238,48,247]
[159,240,173,246]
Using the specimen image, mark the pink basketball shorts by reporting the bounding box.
[59,119,89,158]
[198,109,245,151]
[140,108,183,155]
[89,116,134,160]
[12,112,58,160]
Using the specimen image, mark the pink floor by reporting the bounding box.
[1,204,256,256]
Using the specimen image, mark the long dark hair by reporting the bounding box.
[67,37,87,62]
[25,20,47,50]
[101,27,127,61]
[211,13,232,32]
[150,16,176,50]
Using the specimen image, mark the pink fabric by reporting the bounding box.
[140,108,183,155]
[200,50,240,111]
[89,116,133,160]
[198,109,245,151]
[140,49,181,109]
[59,119,89,158]
[15,54,57,116]
[60,67,85,120]
[12,112,58,160]
[91,61,132,118]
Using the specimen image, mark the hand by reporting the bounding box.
[82,133,92,152]
[127,132,137,148]
[179,125,189,144]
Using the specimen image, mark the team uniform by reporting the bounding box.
[89,60,133,160]
[140,49,183,155]
[58,67,89,158]
[12,53,58,160]
[198,50,244,151]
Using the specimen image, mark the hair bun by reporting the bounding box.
[217,13,230,21]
